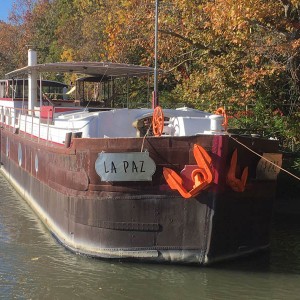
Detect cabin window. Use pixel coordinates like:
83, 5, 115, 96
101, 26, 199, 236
39, 82, 68, 100
0, 80, 67, 100
14, 83, 28, 99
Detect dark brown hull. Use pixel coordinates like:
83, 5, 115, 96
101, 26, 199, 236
0, 128, 279, 264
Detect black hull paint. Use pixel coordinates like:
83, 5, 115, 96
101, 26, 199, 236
0, 128, 278, 265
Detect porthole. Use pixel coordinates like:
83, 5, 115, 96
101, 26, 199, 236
18, 143, 22, 166
6, 136, 9, 157
35, 153, 39, 173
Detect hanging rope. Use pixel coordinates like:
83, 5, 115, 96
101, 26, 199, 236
228, 134, 300, 181
140, 120, 152, 152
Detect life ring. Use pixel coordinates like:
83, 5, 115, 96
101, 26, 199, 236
152, 106, 164, 136
215, 107, 228, 130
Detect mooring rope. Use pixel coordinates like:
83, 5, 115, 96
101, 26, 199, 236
228, 134, 300, 181
138, 110, 300, 181
140, 121, 152, 152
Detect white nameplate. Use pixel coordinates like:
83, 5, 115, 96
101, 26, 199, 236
256, 153, 282, 180
95, 152, 156, 181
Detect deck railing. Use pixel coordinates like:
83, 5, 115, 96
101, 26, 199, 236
0, 106, 54, 145
0, 103, 298, 151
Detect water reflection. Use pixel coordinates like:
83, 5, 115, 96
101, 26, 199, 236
1, 175, 300, 300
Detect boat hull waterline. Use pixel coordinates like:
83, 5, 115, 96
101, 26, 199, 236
0, 127, 279, 265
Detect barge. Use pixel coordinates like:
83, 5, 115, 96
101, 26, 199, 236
0, 49, 282, 264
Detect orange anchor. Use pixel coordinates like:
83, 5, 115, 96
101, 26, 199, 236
163, 144, 213, 199
226, 149, 248, 192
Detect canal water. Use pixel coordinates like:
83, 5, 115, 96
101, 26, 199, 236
1, 175, 300, 300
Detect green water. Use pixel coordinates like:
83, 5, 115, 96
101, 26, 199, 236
1, 175, 300, 300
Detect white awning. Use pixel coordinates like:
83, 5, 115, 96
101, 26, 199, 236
6, 62, 159, 78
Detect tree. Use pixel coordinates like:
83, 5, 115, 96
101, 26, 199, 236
1, 0, 299, 150
0, 22, 23, 77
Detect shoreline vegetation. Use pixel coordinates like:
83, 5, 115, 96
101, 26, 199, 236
0, 0, 299, 171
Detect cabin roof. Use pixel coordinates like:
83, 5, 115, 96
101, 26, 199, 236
6, 62, 158, 78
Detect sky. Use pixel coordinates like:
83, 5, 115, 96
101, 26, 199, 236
0, 0, 14, 22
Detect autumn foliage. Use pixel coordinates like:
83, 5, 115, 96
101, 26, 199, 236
0, 0, 299, 150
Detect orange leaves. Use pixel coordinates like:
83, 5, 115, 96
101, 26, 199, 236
242, 68, 263, 88
61, 49, 75, 62
242, 65, 283, 89
1, 0, 299, 133
204, 0, 283, 46
291, 39, 300, 50
97, 1, 155, 62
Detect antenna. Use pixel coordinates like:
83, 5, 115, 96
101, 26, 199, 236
153, 0, 159, 108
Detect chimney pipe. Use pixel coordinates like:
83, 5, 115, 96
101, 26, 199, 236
28, 48, 38, 113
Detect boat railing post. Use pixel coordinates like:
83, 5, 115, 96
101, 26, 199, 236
12, 108, 15, 132
38, 72, 42, 144
46, 110, 50, 146
24, 109, 27, 139
0, 106, 3, 123
6, 107, 9, 129
8, 108, 10, 130
9, 107, 12, 132
7, 107, 11, 130
10, 108, 15, 132
31, 109, 34, 140
16, 108, 18, 128
5, 107, 9, 128
18, 108, 21, 134
15, 108, 19, 133
38, 108, 40, 143
13, 108, 16, 132
11, 107, 13, 131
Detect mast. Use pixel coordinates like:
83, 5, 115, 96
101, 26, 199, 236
153, 0, 159, 108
